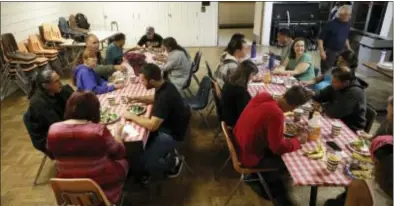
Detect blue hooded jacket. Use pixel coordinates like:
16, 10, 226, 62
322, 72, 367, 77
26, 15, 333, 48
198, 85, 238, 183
74, 64, 115, 94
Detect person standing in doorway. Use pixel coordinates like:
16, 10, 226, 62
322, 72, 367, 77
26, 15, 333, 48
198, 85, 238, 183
318, 5, 352, 75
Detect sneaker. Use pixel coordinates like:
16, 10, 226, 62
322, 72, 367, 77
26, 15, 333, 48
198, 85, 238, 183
167, 156, 183, 178
140, 175, 151, 185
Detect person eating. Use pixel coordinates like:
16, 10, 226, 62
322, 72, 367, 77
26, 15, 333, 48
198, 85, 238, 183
312, 67, 366, 132
156, 37, 192, 91
272, 37, 315, 81
123, 63, 191, 181
137, 26, 163, 48
47, 92, 128, 205
233, 86, 312, 205
74, 50, 124, 94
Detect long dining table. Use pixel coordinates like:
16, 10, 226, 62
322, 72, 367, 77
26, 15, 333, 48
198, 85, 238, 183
247, 61, 360, 206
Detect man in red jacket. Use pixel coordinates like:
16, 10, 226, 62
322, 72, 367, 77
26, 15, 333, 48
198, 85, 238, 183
233, 85, 311, 205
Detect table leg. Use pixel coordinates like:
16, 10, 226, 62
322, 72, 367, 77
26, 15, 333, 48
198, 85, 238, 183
309, 186, 318, 206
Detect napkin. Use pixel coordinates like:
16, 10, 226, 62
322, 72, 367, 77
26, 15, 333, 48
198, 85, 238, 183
121, 124, 139, 140
248, 82, 265, 86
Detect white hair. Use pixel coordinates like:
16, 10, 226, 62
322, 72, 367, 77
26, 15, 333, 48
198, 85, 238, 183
336, 5, 352, 18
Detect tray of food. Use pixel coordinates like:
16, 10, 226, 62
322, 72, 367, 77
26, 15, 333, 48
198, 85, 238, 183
100, 109, 120, 125
127, 104, 146, 116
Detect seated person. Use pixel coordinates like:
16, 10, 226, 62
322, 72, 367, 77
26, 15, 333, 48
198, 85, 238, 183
272, 37, 315, 81
137, 26, 163, 48
221, 59, 258, 127
106, 33, 126, 65
74, 50, 124, 94
233, 86, 311, 205
313, 67, 366, 132
123, 63, 191, 180
344, 135, 393, 206
158, 37, 192, 91
47, 92, 128, 204
302, 50, 358, 91
269, 28, 293, 63
25, 68, 74, 157
375, 96, 393, 137
73, 34, 126, 79
215, 36, 248, 88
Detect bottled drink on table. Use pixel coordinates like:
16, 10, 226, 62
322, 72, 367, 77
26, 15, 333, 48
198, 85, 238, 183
308, 112, 321, 141
268, 54, 275, 70
262, 71, 272, 84
251, 40, 257, 58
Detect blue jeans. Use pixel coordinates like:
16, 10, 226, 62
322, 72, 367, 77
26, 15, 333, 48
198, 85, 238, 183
143, 132, 177, 175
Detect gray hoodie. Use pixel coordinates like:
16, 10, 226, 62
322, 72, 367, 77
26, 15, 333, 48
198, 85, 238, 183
163, 50, 192, 91
313, 79, 367, 132
214, 53, 239, 88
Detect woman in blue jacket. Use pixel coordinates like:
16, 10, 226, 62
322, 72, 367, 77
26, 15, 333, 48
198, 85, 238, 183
74, 50, 124, 94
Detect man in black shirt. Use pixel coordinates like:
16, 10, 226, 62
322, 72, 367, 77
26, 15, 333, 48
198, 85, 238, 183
124, 63, 191, 179
137, 27, 163, 48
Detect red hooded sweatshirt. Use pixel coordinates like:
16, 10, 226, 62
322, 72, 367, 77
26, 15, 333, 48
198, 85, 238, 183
233, 92, 301, 167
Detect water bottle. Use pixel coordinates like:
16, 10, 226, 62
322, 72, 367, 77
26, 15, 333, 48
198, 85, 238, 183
268, 54, 275, 70
251, 40, 257, 58
379, 50, 386, 64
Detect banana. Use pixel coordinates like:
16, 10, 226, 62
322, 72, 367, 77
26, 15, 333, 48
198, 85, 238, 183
304, 141, 326, 160
352, 152, 373, 164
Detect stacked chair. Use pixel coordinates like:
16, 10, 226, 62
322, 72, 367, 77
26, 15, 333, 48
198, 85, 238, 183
27, 34, 64, 75
17, 41, 48, 68
1, 33, 38, 96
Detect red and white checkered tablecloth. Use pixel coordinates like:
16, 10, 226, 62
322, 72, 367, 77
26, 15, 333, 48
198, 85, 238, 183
97, 61, 155, 146
247, 73, 359, 187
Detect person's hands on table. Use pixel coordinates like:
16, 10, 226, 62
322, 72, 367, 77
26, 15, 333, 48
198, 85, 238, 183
123, 111, 137, 121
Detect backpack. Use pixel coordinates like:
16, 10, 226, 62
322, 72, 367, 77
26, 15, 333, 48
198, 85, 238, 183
58, 17, 86, 42
75, 13, 90, 30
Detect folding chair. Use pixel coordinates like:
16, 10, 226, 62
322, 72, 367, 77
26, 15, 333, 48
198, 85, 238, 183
191, 51, 202, 85
50, 178, 120, 206
185, 76, 212, 128
220, 122, 278, 205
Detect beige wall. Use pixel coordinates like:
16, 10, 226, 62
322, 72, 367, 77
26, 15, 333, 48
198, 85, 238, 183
219, 2, 255, 25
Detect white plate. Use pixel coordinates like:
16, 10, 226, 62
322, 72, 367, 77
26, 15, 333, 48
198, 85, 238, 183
377, 62, 393, 71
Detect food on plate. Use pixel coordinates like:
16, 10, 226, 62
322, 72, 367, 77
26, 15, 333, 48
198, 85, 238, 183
303, 141, 326, 160
348, 139, 370, 155
100, 111, 119, 124
347, 162, 374, 179
127, 104, 146, 115
285, 121, 298, 136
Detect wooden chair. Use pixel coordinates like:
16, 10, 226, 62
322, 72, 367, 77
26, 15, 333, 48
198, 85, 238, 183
220, 122, 278, 205
17, 41, 48, 67
50, 178, 118, 206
